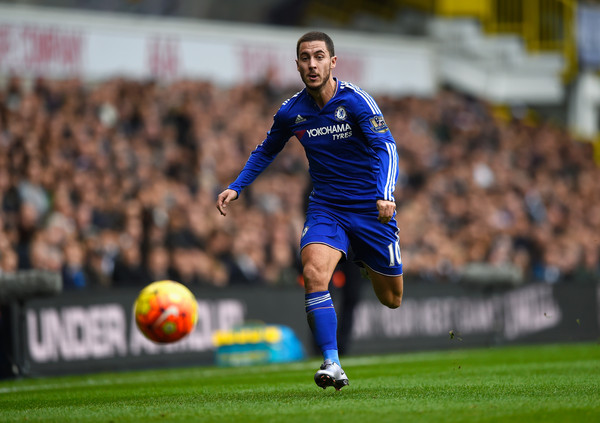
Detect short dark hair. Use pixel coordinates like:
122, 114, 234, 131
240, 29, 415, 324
296, 31, 335, 58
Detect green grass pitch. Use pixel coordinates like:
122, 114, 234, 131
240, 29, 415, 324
0, 343, 598, 422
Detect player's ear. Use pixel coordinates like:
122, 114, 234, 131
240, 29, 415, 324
295, 58, 300, 71
330, 56, 337, 69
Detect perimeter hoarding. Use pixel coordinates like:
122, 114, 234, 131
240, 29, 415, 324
8, 283, 599, 377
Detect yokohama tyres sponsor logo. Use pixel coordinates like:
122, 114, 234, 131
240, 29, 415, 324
307, 123, 351, 137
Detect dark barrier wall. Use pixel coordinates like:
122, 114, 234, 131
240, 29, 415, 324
349, 283, 599, 354
8, 283, 600, 377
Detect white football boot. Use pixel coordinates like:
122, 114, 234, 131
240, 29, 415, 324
314, 359, 349, 390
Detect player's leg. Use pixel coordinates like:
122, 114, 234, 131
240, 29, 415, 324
302, 243, 342, 293
302, 243, 342, 365
350, 212, 404, 309
365, 270, 403, 309
300, 203, 351, 389
302, 244, 349, 390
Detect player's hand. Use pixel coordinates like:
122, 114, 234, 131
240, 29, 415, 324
216, 189, 239, 216
376, 199, 396, 224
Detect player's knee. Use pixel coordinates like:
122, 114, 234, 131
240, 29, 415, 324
382, 285, 403, 309
302, 264, 329, 292
372, 274, 403, 309
384, 294, 402, 309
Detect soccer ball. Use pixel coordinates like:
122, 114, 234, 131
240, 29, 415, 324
134, 280, 198, 343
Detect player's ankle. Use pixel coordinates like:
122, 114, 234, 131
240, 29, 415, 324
323, 349, 340, 366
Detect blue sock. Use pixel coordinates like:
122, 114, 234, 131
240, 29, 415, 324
305, 291, 340, 366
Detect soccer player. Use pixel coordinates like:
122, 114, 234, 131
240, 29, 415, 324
216, 31, 403, 390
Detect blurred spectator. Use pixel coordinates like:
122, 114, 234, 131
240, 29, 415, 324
112, 240, 149, 287
146, 244, 170, 282
62, 239, 87, 290
169, 246, 199, 286
0, 77, 597, 292
0, 248, 18, 274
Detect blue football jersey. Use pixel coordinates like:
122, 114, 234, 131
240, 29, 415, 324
228, 78, 399, 210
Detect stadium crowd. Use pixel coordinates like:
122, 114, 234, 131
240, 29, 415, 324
0, 76, 598, 290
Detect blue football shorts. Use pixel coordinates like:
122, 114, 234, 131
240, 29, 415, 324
300, 201, 403, 276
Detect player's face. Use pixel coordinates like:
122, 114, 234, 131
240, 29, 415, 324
296, 41, 336, 92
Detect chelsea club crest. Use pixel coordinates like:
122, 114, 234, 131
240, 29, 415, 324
334, 106, 347, 121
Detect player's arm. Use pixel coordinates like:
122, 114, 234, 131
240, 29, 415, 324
356, 103, 399, 224
216, 111, 292, 216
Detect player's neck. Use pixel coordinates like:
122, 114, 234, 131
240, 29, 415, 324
308, 78, 337, 109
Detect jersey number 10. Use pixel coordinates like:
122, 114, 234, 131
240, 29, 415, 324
387, 240, 402, 267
